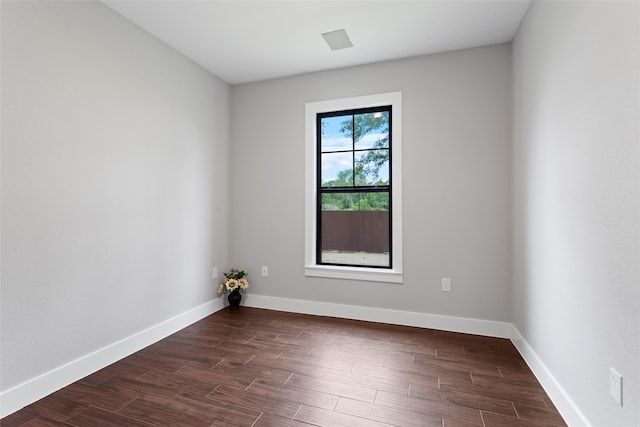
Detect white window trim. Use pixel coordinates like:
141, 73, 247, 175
305, 92, 403, 283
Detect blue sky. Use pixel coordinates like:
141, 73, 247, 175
320, 115, 389, 184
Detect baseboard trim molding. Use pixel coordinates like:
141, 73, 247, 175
244, 294, 511, 338
2, 295, 584, 427
0, 298, 224, 418
510, 325, 591, 427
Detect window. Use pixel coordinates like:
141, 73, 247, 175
317, 107, 392, 268
305, 92, 402, 283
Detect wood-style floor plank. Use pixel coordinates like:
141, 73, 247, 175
294, 404, 394, 427
207, 384, 301, 419
17, 417, 76, 427
246, 378, 340, 411
22, 395, 89, 422
252, 412, 312, 427
334, 397, 443, 427
374, 390, 484, 426
116, 397, 216, 426
286, 373, 377, 403
65, 407, 155, 427
2, 307, 567, 426
409, 382, 517, 417
169, 391, 262, 425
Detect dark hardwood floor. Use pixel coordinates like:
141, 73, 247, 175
2, 307, 566, 426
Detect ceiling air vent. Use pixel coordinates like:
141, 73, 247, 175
321, 29, 353, 51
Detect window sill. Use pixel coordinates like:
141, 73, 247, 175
304, 265, 403, 284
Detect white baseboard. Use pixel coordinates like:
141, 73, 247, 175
0, 298, 224, 418
244, 294, 512, 338
1, 294, 584, 427
510, 325, 591, 427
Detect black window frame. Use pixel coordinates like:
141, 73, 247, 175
316, 105, 393, 269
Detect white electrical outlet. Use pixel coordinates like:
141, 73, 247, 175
261, 266, 268, 277
212, 267, 218, 279
610, 367, 623, 406
442, 278, 451, 292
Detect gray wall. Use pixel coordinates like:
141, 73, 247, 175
511, 1, 640, 425
1, 1, 230, 391
6, 2, 637, 424
231, 44, 511, 321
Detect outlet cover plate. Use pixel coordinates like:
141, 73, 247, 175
609, 367, 623, 406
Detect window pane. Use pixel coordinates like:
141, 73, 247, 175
321, 152, 353, 186
354, 111, 389, 150
355, 149, 389, 185
321, 115, 352, 152
321, 192, 388, 211
320, 192, 390, 267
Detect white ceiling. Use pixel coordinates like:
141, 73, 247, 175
103, 0, 531, 85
